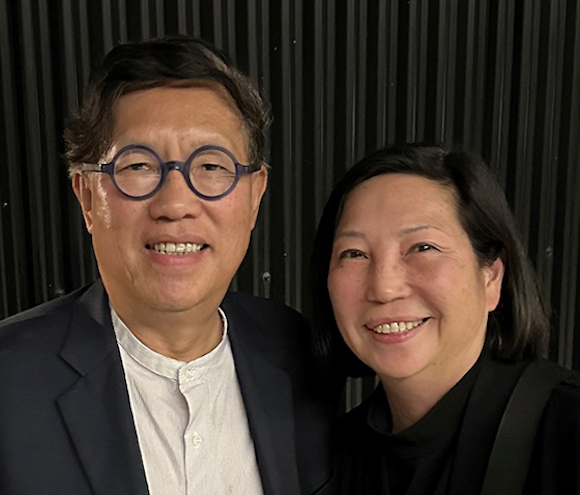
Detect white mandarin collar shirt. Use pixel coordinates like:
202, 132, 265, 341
111, 306, 264, 495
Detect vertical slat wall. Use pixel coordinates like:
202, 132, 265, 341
1, 0, 579, 405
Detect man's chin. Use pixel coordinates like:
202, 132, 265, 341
143, 295, 209, 314
140, 287, 224, 315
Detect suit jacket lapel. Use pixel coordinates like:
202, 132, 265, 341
57, 281, 149, 495
226, 298, 301, 495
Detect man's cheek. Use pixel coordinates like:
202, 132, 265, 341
94, 180, 114, 229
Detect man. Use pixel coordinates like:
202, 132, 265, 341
0, 36, 336, 495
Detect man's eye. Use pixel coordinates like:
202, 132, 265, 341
118, 162, 154, 173
339, 249, 366, 260
200, 163, 233, 174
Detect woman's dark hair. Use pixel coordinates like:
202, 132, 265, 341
65, 35, 270, 175
311, 144, 550, 377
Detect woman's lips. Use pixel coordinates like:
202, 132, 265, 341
368, 317, 430, 335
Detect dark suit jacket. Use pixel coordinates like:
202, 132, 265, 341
0, 280, 338, 495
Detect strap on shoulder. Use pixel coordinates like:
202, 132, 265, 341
480, 360, 571, 495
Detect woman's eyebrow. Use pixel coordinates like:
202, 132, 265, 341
335, 225, 444, 240
334, 230, 366, 240
397, 225, 441, 237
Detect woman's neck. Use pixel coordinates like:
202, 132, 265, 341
380, 352, 482, 433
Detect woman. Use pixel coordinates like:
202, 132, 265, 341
311, 145, 580, 494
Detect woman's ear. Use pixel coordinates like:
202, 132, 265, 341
484, 257, 505, 312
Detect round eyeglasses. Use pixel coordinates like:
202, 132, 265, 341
81, 144, 255, 201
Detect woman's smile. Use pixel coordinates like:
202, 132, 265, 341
328, 173, 504, 385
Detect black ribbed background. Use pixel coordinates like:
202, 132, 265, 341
1, 0, 579, 407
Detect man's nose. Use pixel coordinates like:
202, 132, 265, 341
148, 169, 202, 220
365, 258, 411, 303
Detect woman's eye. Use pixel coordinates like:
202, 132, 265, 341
339, 249, 366, 260
410, 243, 438, 254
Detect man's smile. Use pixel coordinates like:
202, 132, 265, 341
147, 242, 209, 255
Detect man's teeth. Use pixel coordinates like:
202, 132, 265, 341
373, 319, 425, 334
152, 242, 204, 255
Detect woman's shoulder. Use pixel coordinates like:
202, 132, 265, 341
336, 394, 374, 431
545, 369, 580, 417
333, 387, 384, 444
523, 368, 580, 493
534, 366, 580, 457
514, 360, 580, 432
330, 390, 388, 489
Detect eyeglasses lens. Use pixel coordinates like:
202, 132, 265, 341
113, 148, 161, 197
189, 149, 237, 197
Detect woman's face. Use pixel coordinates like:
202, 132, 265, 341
327, 173, 504, 385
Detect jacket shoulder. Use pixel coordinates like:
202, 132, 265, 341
222, 291, 324, 383
222, 291, 310, 342
223, 291, 306, 321
0, 284, 92, 350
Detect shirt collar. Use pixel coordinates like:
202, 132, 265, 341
111, 304, 229, 381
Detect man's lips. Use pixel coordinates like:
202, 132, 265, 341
145, 242, 209, 255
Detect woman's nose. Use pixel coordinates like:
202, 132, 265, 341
365, 259, 411, 303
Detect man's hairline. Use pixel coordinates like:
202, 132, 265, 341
67, 78, 257, 178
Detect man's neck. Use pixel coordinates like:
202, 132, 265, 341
111, 302, 224, 363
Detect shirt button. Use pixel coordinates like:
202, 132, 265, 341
192, 432, 202, 448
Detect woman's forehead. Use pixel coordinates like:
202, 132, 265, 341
341, 174, 459, 219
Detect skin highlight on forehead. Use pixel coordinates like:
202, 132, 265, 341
338, 175, 462, 237
107, 81, 252, 165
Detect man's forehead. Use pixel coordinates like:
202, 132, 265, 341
117, 79, 239, 115
102, 83, 249, 161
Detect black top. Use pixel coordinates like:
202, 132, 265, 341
333, 352, 580, 495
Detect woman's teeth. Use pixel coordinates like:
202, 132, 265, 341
151, 242, 205, 255
372, 319, 425, 334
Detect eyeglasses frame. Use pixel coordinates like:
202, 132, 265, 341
81, 144, 254, 201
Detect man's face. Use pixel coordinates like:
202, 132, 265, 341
73, 85, 267, 319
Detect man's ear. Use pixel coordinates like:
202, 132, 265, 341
484, 257, 505, 312
72, 172, 94, 234
249, 165, 268, 230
